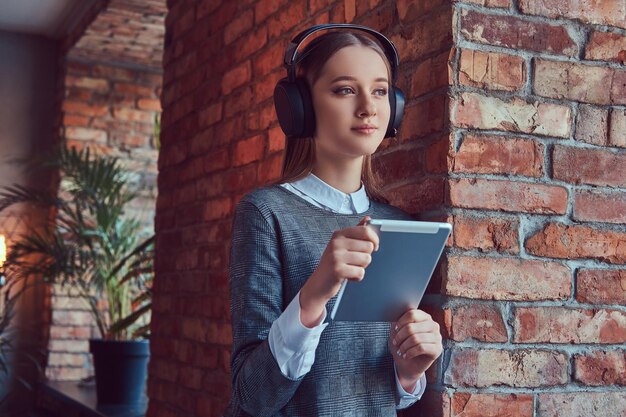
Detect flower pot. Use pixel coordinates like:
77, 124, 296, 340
89, 339, 150, 405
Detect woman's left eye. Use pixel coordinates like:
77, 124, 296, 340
373, 88, 388, 96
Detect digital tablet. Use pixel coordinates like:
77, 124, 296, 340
329, 219, 452, 322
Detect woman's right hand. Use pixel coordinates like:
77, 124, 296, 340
299, 215, 379, 327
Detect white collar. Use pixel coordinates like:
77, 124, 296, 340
288, 173, 370, 213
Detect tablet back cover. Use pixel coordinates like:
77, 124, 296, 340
330, 222, 451, 322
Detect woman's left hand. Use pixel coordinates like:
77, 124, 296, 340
388, 309, 443, 392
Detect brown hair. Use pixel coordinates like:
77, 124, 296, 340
274, 31, 391, 204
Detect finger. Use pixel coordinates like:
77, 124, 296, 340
392, 321, 438, 346
336, 264, 366, 281
399, 342, 443, 361
344, 238, 375, 254
344, 225, 380, 252
394, 309, 433, 332
342, 251, 372, 268
397, 332, 441, 356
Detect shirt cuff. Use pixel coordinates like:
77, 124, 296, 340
268, 290, 329, 379
393, 362, 427, 409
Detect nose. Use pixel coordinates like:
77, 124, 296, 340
356, 94, 376, 118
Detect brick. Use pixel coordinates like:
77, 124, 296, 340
445, 348, 568, 387
198, 102, 223, 128
112, 108, 154, 123
447, 304, 508, 342
62, 114, 91, 127
609, 108, 626, 148
396, 0, 449, 24
48, 352, 88, 367
453, 92, 571, 138
519, 0, 626, 30
451, 393, 534, 417
62, 101, 108, 117
113, 83, 155, 96
534, 59, 626, 105
552, 145, 626, 187
460, 0, 511, 7
460, 9, 577, 56
232, 25, 268, 63
48, 339, 89, 353
255, 0, 290, 24
513, 307, 626, 343
538, 392, 626, 417
452, 215, 519, 254
65, 127, 107, 143
267, 2, 306, 39
425, 134, 454, 174
526, 222, 626, 264
257, 152, 283, 184
576, 269, 626, 305
92, 64, 136, 82
138, 98, 162, 111
45, 367, 89, 381
448, 178, 568, 214
52, 309, 93, 326
268, 126, 285, 153
574, 350, 626, 386
453, 134, 543, 177
575, 104, 608, 146
234, 134, 265, 166
445, 255, 570, 300
586, 30, 626, 64
458, 49, 526, 92
410, 51, 450, 98
401, 94, 447, 140
385, 177, 446, 214
390, 7, 453, 62
372, 144, 424, 185
253, 42, 284, 78
65, 76, 109, 92
254, 71, 283, 104
221, 60, 251, 95
203, 197, 233, 221
224, 9, 252, 45
574, 189, 626, 224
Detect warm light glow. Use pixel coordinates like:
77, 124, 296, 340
0, 235, 6, 268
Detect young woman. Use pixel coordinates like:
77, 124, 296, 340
224, 26, 443, 417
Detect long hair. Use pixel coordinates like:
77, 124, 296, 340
274, 31, 391, 204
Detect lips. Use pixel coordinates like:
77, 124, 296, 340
352, 125, 378, 134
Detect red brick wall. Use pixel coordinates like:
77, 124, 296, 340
46, 60, 160, 381
435, 1, 626, 416
152, 0, 625, 416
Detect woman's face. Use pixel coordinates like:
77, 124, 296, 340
310, 45, 391, 161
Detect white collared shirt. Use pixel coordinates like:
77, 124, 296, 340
267, 173, 426, 409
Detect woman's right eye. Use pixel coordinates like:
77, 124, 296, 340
333, 87, 355, 95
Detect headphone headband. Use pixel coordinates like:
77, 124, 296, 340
283, 24, 399, 83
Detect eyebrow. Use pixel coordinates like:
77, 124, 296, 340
329, 75, 389, 84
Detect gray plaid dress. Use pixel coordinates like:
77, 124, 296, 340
224, 184, 414, 417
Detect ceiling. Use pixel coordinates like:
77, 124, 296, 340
0, 0, 98, 38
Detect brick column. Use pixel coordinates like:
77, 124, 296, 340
153, 1, 625, 416
427, 1, 626, 416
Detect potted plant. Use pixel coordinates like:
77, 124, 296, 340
0, 145, 154, 405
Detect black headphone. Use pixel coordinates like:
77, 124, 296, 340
273, 24, 405, 140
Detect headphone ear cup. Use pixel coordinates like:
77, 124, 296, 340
295, 77, 315, 138
385, 87, 405, 138
274, 78, 304, 138
273, 77, 316, 139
